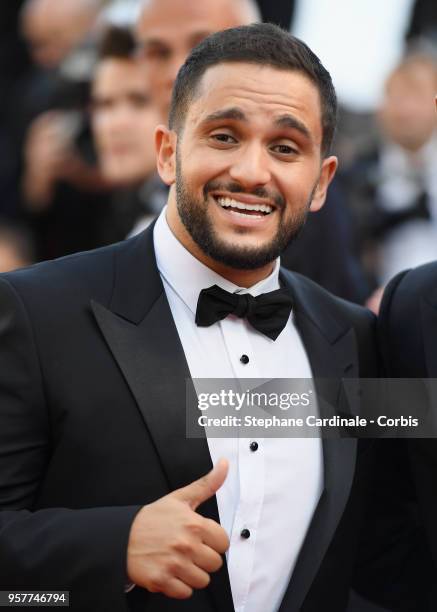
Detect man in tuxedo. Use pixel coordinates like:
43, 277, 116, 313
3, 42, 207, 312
379, 261, 437, 582
378, 93, 437, 590
0, 23, 427, 612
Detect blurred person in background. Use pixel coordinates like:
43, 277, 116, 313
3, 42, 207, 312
342, 51, 437, 312
12, 0, 103, 178
92, 26, 158, 187
135, 0, 261, 122
91, 24, 165, 239
12, 0, 116, 261
0, 223, 35, 273
21, 0, 101, 70
377, 96, 437, 608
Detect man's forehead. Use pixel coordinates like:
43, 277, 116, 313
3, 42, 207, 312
185, 63, 323, 146
25, 0, 97, 29
137, 0, 253, 36
193, 63, 321, 117
93, 59, 149, 90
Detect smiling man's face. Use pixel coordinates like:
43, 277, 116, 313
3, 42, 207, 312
157, 62, 337, 273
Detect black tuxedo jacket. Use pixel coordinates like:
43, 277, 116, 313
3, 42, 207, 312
379, 261, 437, 585
0, 225, 424, 611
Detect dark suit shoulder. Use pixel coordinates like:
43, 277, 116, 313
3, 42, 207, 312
1, 239, 121, 294
379, 263, 437, 376
380, 262, 437, 334
387, 262, 437, 305
0, 234, 144, 313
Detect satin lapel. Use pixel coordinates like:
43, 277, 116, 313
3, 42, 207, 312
278, 270, 359, 612
91, 226, 234, 612
421, 295, 437, 419
421, 295, 437, 377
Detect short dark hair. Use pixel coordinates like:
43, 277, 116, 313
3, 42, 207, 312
169, 23, 337, 156
97, 24, 136, 61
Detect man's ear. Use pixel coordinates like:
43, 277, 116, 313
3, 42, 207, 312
309, 155, 338, 212
155, 125, 177, 185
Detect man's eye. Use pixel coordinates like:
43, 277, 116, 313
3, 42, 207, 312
91, 100, 112, 111
142, 46, 171, 61
129, 95, 152, 108
211, 133, 237, 144
271, 144, 297, 155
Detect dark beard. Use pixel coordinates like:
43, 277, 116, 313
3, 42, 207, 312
175, 160, 315, 271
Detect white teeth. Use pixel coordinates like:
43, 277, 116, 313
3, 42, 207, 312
230, 210, 264, 218
216, 197, 273, 214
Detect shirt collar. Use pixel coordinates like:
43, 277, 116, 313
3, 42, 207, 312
381, 132, 437, 173
153, 206, 281, 316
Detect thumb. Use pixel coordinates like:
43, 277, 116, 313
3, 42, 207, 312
172, 458, 229, 510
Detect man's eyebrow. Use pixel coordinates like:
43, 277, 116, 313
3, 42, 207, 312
137, 37, 167, 48
203, 107, 247, 123
274, 114, 312, 141
201, 109, 312, 140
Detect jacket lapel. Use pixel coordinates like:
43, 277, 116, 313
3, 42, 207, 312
278, 269, 360, 612
421, 292, 437, 421
90, 225, 234, 612
421, 292, 437, 378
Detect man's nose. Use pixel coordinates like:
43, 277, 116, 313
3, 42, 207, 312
167, 51, 187, 87
229, 144, 271, 189
109, 104, 134, 130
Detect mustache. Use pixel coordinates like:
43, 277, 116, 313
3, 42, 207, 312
203, 180, 285, 210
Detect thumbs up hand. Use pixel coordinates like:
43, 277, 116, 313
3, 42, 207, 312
126, 459, 230, 599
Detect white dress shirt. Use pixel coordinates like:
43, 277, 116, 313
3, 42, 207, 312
153, 207, 324, 612
377, 134, 437, 283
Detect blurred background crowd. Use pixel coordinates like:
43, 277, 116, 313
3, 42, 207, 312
1, 0, 437, 313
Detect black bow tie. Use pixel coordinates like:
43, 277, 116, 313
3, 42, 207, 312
195, 284, 293, 341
